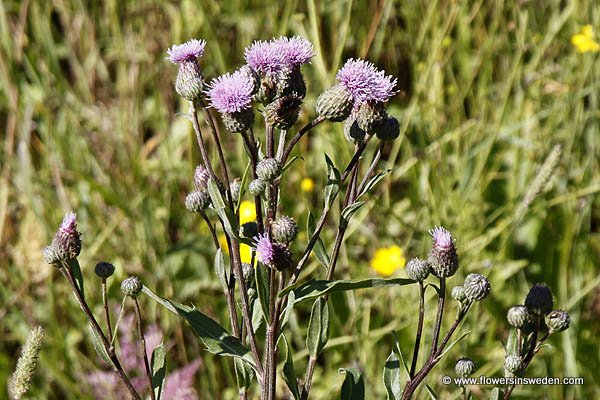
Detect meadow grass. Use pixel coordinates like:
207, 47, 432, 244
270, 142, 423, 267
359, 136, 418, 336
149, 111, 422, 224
0, 0, 599, 399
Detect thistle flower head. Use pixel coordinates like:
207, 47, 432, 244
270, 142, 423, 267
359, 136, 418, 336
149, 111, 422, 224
524, 283, 554, 316
336, 58, 397, 106
194, 165, 210, 190
455, 358, 476, 378
405, 257, 430, 282
254, 233, 275, 266
167, 39, 207, 64
430, 226, 454, 250
545, 310, 570, 333
463, 273, 491, 302
207, 70, 255, 113
94, 261, 115, 279
244, 40, 287, 76
121, 276, 143, 298
507, 305, 532, 329
45, 212, 82, 264
273, 36, 314, 66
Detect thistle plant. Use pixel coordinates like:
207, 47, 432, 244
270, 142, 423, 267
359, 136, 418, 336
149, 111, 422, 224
499, 284, 571, 399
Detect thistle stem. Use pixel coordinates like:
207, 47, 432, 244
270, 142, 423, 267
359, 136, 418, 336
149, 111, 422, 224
409, 281, 425, 378
279, 116, 325, 165
431, 278, 446, 354
134, 298, 156, 400
101, 278, 113, 344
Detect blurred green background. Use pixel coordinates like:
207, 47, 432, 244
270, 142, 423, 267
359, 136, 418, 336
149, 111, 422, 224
1, 0, 599, 399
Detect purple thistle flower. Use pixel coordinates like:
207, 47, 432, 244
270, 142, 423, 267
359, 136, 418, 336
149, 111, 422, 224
429, 226, 454, 250
59, 212, 78, 235
273, 36, 314, 66
254, 233, 275, 265
336, 58, 397, 105
167, 39, 207, 64
207, 70, 254, 113
244, 40, 287, 75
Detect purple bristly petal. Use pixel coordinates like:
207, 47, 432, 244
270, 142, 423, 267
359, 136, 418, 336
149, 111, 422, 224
254, 233, 275, 265
429, 226, 454, 250
167, 39, 207, 64
273, 36, 314, 66
207, 70, 254, 113
336, 58, 397, 105
244, 40, 287, 75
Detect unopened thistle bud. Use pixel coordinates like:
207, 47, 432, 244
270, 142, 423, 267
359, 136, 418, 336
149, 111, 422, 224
249, 179, 267, 196
278, 66, 307, 98
254, 234, 294, 271
524, 284, 554, 316
316, 84, 354, 122
230, 178, 242, 204
463, 273, 491, 302
356, 101, 387, 132
240, 222, 259, 239
545, 310, 570, 333
455, 358, 476, 378
121, 276, 143, 298
504, 355, 523, 376
185, 190, 210, 213
9, 326, 44, 400
256, 158, 281, 182
194, 165, 210, 190
265, 93, 303, 129
221, 109, 255, 133
451, 285, 467, 303
167, 39, 207, 102
343, 116, 366, 144
428, 226, 459, 278
94, 261, 115, 279
242, 262, 255, 285
405, 257, 430, 281
507, 305, 532, 329
44, 212, 82, 265
375, 116, 400, 142
272, 215, 298, 244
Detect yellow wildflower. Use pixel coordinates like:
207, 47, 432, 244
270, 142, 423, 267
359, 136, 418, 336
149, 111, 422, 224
571, 24, 600, 53
218, 233, 255, 265
301, 177, 314, 192
239, 200, 257, 224
370, 245, 406, 277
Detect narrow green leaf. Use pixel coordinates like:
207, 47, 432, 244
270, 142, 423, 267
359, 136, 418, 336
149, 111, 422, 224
88, 323, 114, 368
280, 278, 415, 304
424, 384, 438, 399
282, 336, 301, 400
142, 285, 257, 371
68, 259, 85, 299
151, 343, 166, 400
282, 155, 303, 174
207, 178, 239, 239
237, 162, 252, 211
214, 248, 228, 291
435, 331, 472, 361
340, 201, 365, 227
255, 264, 271, 323
234, 358, 254, 391
357, 169, 391, 199
391, 331, 411, 376
505, 328, 519, 356
383, 350, 402, 400
339, 368, 365, 400
324, 154, 341, 210
306, 298, 330, 358
279, 290, 295, 334
307, 212, 329, 268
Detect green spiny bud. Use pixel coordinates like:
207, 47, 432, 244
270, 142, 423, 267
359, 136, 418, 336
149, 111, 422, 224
240, 221, 259, 239
463, 273, 491, 302
356, 101, 387, 132
94, 261, 115, 279
249, 178, 267, 196
316, 84, 354, 122
428, 226, 459, 278
242, 262, 255, 285
221, 108, 255, 133
272, 215, 298, 244
265, 93, 303, 129
545, 310, 570, 333
504, 355, 523, 376
455, 358, 476, 378
121, 276, 143, 298
175, 60, 204, 102
405, 257, 430, 281
185, 190, 210, 213
9, 326, 44, 400
230, 178, 242, 204
507, 305, 532, 329
256, 158, 281, 182
524, 284, 554, 316
343, 116, 366, 144
375, 116, 400, 142
451, 285, 467, 303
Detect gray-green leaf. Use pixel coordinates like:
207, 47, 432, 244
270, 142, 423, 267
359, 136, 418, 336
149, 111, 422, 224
339, 368, 365, 400
282, 336, 301, 400
255, 264, 271, 323
307, 212, 329, 268
306, 298, 330, 358
88, 323, 115, 368
383, 350, 402, 400
151, 343, 166, 400
324, 154, 341, 210
214, 248, 228, 291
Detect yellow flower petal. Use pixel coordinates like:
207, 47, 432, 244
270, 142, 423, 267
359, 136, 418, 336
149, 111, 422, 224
301, 177, 315, 192
582, 24, 594, 38
239, 200, 257, 224
370, 245, 406, 277
571, 33, 600, 53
